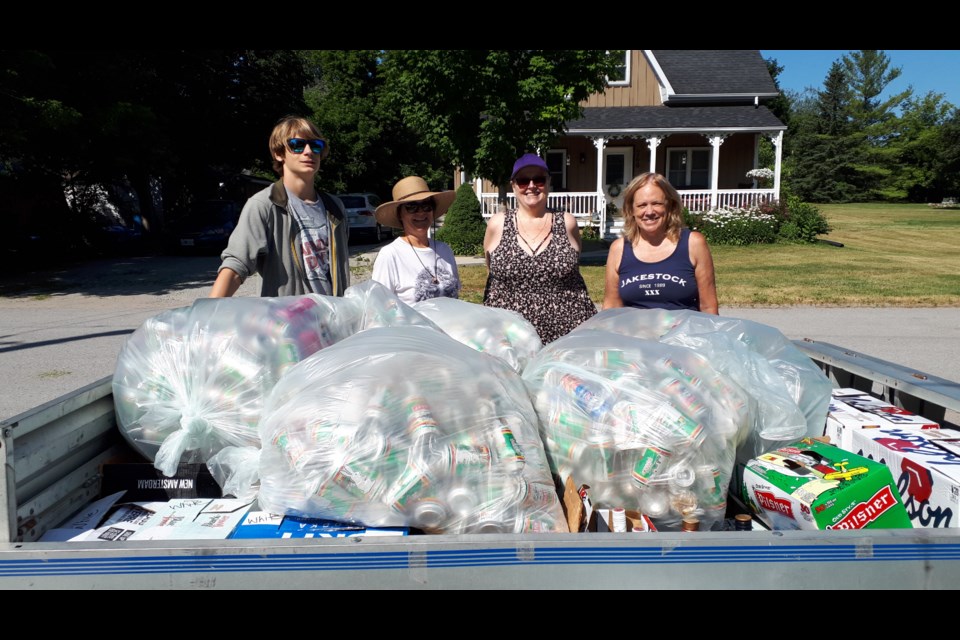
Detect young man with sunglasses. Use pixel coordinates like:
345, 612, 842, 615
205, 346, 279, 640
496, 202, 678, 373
210, 115, 349, 298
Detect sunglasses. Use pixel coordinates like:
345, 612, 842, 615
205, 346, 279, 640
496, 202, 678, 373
514, 175, 548, 188
287, 138, 326, 154
401, 200, 435, 214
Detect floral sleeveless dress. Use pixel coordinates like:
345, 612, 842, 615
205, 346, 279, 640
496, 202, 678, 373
484, 210, 597, 344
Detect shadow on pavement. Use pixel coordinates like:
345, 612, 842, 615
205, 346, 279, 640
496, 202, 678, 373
0, 242, 393, 299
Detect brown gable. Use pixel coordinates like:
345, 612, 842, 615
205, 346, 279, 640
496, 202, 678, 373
580, 50, 662, 108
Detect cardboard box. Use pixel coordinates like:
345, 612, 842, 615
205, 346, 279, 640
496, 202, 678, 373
60, 497, 253, 541
593, 508, 657, 533
229, 511, 409, 539
100, 463, 223, 501
127, 498, 254, 540
824, 388, 940, 451
742, 437, 911, 530
849, 426, 960, 528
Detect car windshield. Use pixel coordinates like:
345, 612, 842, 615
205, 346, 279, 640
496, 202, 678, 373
339, 196, 367, 209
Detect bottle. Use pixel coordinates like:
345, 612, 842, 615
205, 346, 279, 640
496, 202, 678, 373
680, 516, 700, 532
734, 513, 753, 531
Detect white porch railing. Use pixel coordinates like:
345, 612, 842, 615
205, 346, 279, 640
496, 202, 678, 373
680, 189, 778, 212
479, 191, 606, 230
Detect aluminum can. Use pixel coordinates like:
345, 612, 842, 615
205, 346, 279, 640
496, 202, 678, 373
631, 444, 672, 488
410, 498, 449, 531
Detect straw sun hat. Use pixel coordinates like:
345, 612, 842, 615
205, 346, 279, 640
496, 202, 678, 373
374, 176, 457, 229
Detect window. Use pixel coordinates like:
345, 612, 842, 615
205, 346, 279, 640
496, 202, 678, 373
546, 150, 566, 191
667, 148, 711, 189
607, 50, 630, 86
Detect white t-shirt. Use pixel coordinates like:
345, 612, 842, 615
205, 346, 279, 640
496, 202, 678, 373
286, 190, 332, 296
372, 236, 460, 305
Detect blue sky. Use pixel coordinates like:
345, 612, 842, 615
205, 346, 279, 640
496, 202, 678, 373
760, 50, 960, 108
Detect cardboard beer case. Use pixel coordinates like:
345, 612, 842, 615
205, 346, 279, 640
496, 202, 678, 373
742, 437, 911, 531
824, 388, 940, 451
848, 426, 960, 529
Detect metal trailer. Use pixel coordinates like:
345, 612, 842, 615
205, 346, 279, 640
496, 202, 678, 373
2, 340, 960, 590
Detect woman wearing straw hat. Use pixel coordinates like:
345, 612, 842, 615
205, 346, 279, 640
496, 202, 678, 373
372, 176, 460, 305
483, 153, 596, 344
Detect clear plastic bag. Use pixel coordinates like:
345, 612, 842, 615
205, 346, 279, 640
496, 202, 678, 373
413, 297, 543, 373
256, 325, 566, 534
113, 295, 357, 476
581, 308, 832, 458
524, 328, 752, 532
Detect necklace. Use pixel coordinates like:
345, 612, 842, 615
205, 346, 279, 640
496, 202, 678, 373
517, 212, 551, 257
406, 237, 439, 284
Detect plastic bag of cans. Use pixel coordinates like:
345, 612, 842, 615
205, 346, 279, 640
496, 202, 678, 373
580, 308, 832, 458
412, 297, 543, 373
524, 328, 752, 532
256, 325, 567, 533
344, 280, 443, 332
113, 295, 359, 476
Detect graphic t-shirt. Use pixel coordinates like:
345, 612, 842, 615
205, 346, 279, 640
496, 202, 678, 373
287, 190, 332, 296
617, 228, 700, 310
372, 236, 460, 305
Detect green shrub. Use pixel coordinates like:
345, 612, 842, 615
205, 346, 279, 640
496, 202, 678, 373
435, 183, 486, 256
758, 197, 832, 243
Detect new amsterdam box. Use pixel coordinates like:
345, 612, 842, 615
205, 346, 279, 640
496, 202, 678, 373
742, 437, 911, 531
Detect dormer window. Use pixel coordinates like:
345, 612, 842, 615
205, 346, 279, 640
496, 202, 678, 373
607, 50, 630, 86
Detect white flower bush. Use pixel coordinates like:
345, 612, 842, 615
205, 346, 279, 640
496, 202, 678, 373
746, 168, 774, 181
701, 206, 776, 227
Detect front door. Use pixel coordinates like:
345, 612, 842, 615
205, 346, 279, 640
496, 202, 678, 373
602, 146, 633, 213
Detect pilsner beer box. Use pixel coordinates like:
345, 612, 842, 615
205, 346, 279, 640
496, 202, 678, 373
848, 426, 960, 529
742, 438, 911, 531
824, 388, 939, 451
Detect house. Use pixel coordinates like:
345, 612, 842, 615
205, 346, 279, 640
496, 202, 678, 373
461, 50, 786, 238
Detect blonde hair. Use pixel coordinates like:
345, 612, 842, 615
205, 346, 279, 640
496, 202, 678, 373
269, 115, 328, 174
621, 172, 685, 244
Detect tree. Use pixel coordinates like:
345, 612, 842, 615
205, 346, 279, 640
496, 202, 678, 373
435, 182, 486, 256
886, 91, 953, 201
301, 50, 448, 200
841, 50, 913, 199
787, 61, 866, 202
381, 50, 620, 197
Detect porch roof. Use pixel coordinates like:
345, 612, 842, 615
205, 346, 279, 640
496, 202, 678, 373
565, 105, 787, 135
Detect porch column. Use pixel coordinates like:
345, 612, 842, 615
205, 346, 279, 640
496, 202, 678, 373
769, 131, 784, 202
592, 136, 607, 234
643, 136, 661, 173
474, 176, 483, 215
705, 133, 729, 209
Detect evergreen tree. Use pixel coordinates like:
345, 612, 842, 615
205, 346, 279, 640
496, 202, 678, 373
435, 182, 487, 256
788, 62, 865, 202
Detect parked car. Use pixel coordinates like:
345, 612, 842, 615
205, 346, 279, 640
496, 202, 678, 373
165, 200, 241, 254
336, 193, 389, 243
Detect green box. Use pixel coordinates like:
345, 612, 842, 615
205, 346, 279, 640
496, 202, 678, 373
742, 438, 911, 530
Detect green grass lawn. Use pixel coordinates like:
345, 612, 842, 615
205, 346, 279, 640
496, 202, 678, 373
457, 203, 960, 307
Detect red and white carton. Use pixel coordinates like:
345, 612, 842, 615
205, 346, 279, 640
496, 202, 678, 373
849, 426, 960, 528
824, 388, 940, 451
